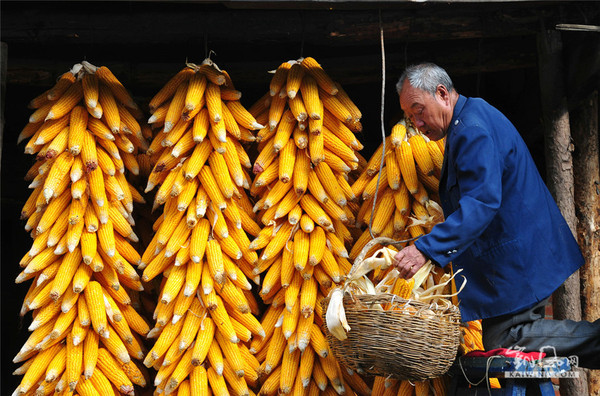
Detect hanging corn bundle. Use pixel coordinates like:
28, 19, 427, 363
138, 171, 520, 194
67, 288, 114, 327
14, 61, 150, 396
319, 121, 468, 393
348, 120, 445, 265
141, 58, 265, 395
247, 57, 370, 396
353, 119, 487, 360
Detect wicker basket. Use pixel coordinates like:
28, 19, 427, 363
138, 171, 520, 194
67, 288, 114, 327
322, 293, 461, 381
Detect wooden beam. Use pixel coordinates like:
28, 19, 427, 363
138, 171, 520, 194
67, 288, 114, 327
556, 24, 600, 32
572, 91, 600, 396
4, 35, 537, 91
2, 2, 595, 48
537, 27, 588, 396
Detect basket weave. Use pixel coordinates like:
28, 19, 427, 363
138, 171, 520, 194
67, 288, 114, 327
322, 293, 461, 381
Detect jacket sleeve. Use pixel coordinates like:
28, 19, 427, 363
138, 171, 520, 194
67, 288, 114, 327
414, 125, 503, 266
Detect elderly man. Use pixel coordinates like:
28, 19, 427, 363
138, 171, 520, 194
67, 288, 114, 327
393, 62, 600, 368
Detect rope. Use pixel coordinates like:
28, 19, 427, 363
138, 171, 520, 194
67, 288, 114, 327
457, 355, 503, 396
368, 9, 387, 239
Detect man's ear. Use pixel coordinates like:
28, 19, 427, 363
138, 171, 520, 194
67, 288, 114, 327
437, 84, 450, 104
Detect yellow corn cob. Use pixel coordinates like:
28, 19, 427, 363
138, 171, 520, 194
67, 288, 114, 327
320, 91, 352, 124
427, 139, 444, 173
315, 162, 346, 206
14, 343, 63, 395
220, 86, 242, 101
322, 126, 358, 165
198, 166, 227, 211
300, 75, 321, 120
323, 149, 352, 174
192, 108, 210, 143
95, 65, 138, 110
149, 67, 194, 112
278, 346, 300, 394
273, 188, 303, 222
184, 72, 208, 114
120, 360, 146, 387
323, 110, 361, 150
81, 72, 99, 109
163, 347, 195, 394
87, 117, 115, 143
282, 296, 301, 339
205, 236, 227, 284
48, 72, 78, 103
97, 84, 121, 135
204, 365, 228, 395
84, 281, 109, 338
65, 333, 84, 391
187, 365, 209, 396
301, 57, 338, 96
149, 102, 169, 126
409, 134, 435, 176
413, 380, 429, 396
210, 295, 240, 344
286, 62, 306, 100
259, 221, 295, 262
101, 322, 130, 365
292, 125, 309, 150
227, 100, 264, 130
191, 315, 215, 366
307, 168, 329, 205
263, 325, 286, 374
46, 81, 83, 121
300, 195, 334, 232
144, 318, 185, 367
44, 345, 67, 383
42, 125, 69, 159
204, 82, 223, 125
96, 348, 135, 394
216, 329, 246, 378
269, 61, 292, 97
34, 115, 70, 149
209, 151, 238, 199
362, 167, 389, 202
384, 149, 402, 190
195, 64, 224, 87
397, 140, 419, 194
308, 127, 325, 165
273, 110, 296, 151
300, 276, 318, 317
292, 229, 309, 271
369, 188, 396, 236
286, 204, 302, 226
300, 213, 316, 233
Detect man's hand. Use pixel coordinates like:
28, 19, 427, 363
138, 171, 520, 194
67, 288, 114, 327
393, 245, 428, 279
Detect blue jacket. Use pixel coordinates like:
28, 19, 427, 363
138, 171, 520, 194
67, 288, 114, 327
414, 95, 584, 322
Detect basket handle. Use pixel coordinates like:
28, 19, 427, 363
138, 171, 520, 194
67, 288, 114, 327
349, 236, 419, 279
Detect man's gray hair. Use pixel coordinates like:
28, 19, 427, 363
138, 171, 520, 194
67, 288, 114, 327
396, 63, 454, 96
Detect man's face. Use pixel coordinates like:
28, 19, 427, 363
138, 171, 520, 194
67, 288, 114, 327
399, 79, 452, 141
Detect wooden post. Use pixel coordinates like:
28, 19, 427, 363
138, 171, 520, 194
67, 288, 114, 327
537, 28, 588, 396
572, 90, 600, 396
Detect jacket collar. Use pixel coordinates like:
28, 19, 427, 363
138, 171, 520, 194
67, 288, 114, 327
451, 94, 467, 129
440, 94, 467, 180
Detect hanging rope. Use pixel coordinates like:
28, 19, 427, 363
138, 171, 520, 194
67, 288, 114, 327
368, 9, 388, 239
367, 11, 421, 248
458, 355, 501, 396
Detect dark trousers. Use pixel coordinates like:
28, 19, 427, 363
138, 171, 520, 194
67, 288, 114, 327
482, 298, 600, 369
